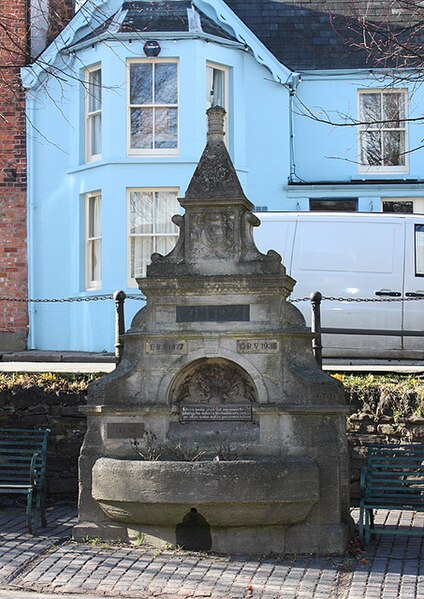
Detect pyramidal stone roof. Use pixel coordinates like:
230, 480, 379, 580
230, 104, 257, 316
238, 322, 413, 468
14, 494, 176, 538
144, 106, 286, 280
183, 106, 251, 208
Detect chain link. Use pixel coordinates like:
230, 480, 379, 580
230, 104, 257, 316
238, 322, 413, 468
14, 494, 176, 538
126, 294, 146, 301
0, 294, 146, 303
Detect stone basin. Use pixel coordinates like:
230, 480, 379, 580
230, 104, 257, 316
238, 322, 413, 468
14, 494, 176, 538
92, 457, 319, 527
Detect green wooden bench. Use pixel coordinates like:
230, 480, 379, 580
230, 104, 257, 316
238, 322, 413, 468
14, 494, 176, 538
0, 428, 49, 534
359, 443, 424, 546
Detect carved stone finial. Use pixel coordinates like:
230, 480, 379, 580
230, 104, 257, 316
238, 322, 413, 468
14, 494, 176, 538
207, 105, 226, 142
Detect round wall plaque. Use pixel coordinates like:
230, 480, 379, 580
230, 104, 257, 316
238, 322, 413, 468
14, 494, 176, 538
143, 40, 161, 57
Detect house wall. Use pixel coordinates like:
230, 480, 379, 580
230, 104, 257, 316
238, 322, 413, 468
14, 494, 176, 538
288, 72, 424, 210
24, 2, 424, 353
27, 37, 289, 351
0, 0, 29, 351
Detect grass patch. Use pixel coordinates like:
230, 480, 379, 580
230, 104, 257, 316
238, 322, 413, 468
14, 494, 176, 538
0, 372, 422, 422
331, 373, 424, 420
0, 372, 100, 395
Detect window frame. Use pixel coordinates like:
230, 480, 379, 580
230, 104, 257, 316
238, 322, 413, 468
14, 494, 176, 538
127, 58, 179, 156
357, 88, 408, 174
415, 224, 424, 277
381, 197, 424, 214
127, 187, 180, 286
85, 65, 102, 162
86, 191, 102, 290
309, 198, 358, 212
206, 61, 229, 143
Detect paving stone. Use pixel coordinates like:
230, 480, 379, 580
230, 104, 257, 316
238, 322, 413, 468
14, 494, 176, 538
0, 505, 423, 598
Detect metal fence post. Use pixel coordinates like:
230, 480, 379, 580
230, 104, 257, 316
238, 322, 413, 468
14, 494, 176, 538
113, 290, 126, 363
310, 291, 323, 369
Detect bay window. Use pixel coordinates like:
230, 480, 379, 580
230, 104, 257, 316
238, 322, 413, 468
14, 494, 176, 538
358, 89, 407, 172
128, 60, 178, 153
128, 189, 179, 281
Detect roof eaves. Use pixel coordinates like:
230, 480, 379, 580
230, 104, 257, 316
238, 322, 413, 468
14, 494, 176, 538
65, 30, 245, 53
297, 66, 424, 80
21, 0, 122, 89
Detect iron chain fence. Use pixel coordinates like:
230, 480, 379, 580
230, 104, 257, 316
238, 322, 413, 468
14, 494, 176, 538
289, 296, 424, 303
0, 294, 146, 303
0, 292, 422, 366
0, 295, 422, 303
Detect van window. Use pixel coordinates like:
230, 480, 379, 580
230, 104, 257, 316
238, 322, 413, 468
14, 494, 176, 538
415, 225, 424, 276
297, 222, 395, 273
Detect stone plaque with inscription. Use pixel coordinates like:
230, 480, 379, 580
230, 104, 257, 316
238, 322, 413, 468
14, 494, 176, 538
180, 404, 252, 422
106, 423, 145, 439
237, 339, 280, 354
145, 340, 187, 355
176, 305, 250, 323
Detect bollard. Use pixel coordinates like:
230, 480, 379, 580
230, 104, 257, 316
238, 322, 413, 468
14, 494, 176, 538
113, 290, 126, 363
310, 291, 323, 369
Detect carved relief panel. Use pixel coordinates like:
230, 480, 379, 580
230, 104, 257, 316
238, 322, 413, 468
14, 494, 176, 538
170, 358, 257, 422
188, 210, 235, 260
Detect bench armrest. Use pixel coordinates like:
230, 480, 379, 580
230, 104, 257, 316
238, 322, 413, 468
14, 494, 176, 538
29, 452, 39, 487
360, 467, 367, 496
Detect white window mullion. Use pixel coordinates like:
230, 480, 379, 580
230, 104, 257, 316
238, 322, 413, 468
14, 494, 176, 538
152, 63, 156, 150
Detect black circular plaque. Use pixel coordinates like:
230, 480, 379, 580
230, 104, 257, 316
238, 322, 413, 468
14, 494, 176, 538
143, 40, 161, 57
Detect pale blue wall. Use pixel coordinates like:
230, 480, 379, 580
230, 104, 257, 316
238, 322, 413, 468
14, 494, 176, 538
27, 37, 289, 351
288, 72, 424, 210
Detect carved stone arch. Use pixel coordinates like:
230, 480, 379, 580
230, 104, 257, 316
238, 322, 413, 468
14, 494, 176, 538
169, 358, 258, 406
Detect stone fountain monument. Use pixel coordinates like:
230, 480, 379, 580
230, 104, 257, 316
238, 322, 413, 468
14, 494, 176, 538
74, 107, 351, 555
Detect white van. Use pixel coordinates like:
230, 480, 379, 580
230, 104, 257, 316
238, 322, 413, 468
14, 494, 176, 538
253, 212, 424, 360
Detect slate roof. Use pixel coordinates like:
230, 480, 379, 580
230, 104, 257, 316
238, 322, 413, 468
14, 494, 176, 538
72, 1, 424, 71
74, 1, 236, 46
226, 0, 424, 70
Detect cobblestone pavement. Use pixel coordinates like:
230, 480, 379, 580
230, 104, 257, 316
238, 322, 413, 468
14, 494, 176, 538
0, 502, 422, 598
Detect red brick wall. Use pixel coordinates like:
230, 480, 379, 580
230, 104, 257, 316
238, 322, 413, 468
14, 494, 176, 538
0, 1, 29, 350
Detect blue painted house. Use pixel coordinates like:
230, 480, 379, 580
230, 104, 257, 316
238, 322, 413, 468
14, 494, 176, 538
21, 0, 424, 351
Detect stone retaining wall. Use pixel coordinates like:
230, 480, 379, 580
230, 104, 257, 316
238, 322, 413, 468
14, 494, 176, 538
0, 386, 86, 497
347, 412, 424, 500
0, 380, 422, 499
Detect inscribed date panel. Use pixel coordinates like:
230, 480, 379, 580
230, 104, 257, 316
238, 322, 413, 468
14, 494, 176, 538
180, 404, 252, 422
237, 339, 280, 353
145, 340, 187, 354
